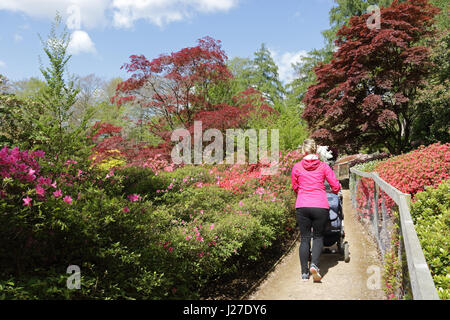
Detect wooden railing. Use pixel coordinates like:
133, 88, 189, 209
349, 167, 440, 300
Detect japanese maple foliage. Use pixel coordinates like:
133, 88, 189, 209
113, 36, 232, 130
302, 0, 440, 154
102, 38, 277, 168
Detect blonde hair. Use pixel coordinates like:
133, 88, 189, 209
302, 139, 317, 155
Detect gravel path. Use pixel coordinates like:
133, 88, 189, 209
248, 190, 386, 300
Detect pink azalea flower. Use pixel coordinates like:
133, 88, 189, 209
23, 196, 32, 206
127, 194, 141, 202
239, 201, 244, 207
210, 223, 214, 230
51, 181, 57, 189
77, 169, 83, 178
28, 168, 36, 176
53, 189, 62, 198
122, 206, 130, 213
63, 195, 73, 205
35, 185, 45, 197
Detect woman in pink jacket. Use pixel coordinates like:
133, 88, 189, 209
291, 139, 341, 282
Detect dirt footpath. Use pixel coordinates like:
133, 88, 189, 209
248, 190, 386, 300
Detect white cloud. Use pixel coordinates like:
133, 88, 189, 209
14, 33, 23, 43
0, 60, 6, 68
0, 0, 240, 29
269, 48, 308, 84
0, 0, 110, 30
67, 30, 96, 55
111, 0, 239, 28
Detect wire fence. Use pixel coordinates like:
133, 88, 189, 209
349, 167, 440, 300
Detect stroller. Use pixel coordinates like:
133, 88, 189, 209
316, 146, 350, 262
306, 189, 350, 264
322, 189, 350, 262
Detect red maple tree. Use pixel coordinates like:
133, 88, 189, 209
302, 0, 440, 154
96, 37, 276, 167
113, 36, 232, 130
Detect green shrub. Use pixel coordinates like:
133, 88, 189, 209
1, 151, 297, 299
114, 166, 162, 198
410, 180, 450, 300
0, 176, 167, 299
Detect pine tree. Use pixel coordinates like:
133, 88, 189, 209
251, 43, 285, 110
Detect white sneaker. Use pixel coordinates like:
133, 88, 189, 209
309, 264, 322, 282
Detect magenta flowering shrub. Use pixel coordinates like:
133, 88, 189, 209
0, 146, 94, 209
0, 146, 44, 184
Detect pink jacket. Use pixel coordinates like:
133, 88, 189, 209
291, 155, 341, 209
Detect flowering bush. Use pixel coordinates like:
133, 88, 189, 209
91, 149, 126, 172
374, 142, 450, 198
355, 143, 450, 219
1, 144, 301, 299
353, 143, 449, 299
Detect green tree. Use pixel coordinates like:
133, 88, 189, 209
324, 0, 394, 48
11, 77, 47, 99
251, 44, 285, 110
0, 74, 9, 94
34, 13, 94, 163
411, 31, 450, 145
285, 49, 332, 110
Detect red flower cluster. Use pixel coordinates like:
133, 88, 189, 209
374, 142, 449, 198
355, 142, 449, 218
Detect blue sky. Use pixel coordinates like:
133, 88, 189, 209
0, 0, 335, 83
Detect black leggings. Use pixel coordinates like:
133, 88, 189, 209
296, 207, 329, 274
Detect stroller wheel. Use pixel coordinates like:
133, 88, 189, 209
337, 238, 344, 254
344, 242, 350, 263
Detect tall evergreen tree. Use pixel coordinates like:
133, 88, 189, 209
251, 43, 285, 110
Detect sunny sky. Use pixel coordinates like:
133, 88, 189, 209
0, 0, 335, 83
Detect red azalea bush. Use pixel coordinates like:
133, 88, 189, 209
355, 143, 450, 219
374, 142, 450, 199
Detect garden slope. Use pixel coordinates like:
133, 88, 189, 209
248, 190, 386, 300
